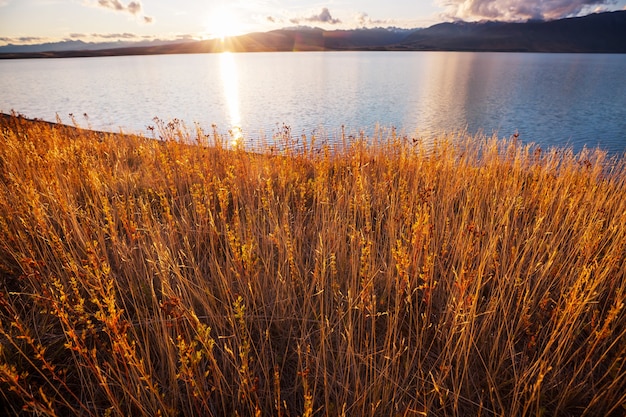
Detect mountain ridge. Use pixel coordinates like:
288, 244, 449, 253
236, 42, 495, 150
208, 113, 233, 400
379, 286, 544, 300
399, 11, 626, 52
1, 11, 624, 58
0, 39, 190, 54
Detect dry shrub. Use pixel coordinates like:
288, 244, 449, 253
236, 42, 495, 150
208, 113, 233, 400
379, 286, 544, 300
1, 114, 625, 416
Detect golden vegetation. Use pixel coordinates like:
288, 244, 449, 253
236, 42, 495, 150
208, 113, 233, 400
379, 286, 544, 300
0, 114, 625, 416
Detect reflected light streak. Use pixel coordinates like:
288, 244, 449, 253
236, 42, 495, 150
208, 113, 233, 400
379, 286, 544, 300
219, 52, 243, 147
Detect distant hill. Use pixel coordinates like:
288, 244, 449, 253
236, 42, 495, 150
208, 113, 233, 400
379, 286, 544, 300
0, 39, 185, 54
228, 27, 414, 51
1, 11, 624, 59
0, 27, 414, 58
399, 10, 626, 52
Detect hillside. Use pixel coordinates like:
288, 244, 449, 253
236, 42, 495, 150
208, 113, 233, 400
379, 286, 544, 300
400, 10, 626, 52
0, 27, 412, 58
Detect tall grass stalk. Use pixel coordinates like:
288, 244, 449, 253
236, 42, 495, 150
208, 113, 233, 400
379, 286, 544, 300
1, 114, 625, 416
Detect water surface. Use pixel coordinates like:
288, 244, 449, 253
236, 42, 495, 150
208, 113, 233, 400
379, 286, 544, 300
1, 51, 625, 153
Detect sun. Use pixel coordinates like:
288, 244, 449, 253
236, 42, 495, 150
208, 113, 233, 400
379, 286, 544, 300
205, 7, 243, 40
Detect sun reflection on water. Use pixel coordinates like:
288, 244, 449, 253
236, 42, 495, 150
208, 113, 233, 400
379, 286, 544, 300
219, 52, 243, 147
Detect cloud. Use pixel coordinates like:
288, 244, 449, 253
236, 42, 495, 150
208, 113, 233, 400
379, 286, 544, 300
91, 32, 138, 39
266, 16, 276, 23
96, 0, 142, 15
290, 7, 341, 25
437, 0, 620, 21
356, 12, 371, 26
355, 12, 393, 27
308, 7, 341, 24
19, 36, 45, 42
0, 36, 47, 44
92, 0, 153, 24
127, 1, 141, 14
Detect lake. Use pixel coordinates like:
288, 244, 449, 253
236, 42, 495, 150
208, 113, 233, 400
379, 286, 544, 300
1, 51, 625, 154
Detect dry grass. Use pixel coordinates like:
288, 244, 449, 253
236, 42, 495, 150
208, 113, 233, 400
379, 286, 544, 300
0, 113, 625, 416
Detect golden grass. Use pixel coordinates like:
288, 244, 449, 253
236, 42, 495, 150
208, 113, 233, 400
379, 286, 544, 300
0, 113, 625, 416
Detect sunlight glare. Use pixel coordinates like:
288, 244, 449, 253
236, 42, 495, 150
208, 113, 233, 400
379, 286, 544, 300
219, 52, 244, 147
205, 7, 242, 40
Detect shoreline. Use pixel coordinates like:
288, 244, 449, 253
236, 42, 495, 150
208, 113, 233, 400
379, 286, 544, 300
0, 112, 143, 142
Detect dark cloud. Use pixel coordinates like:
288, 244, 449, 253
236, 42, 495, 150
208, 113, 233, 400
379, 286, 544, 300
143, 15, 153, 23
266, 16, 276, 23
439, 0, 619, 21
96, 0, 142, 16
69, 33, 86, 39
291, 7, 341, 25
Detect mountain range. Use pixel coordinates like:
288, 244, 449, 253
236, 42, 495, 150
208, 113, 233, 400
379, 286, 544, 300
1, 10, 624, 59
0, 39, 184, 54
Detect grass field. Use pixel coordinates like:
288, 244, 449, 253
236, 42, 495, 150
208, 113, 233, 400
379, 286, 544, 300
1, 114, 625, 416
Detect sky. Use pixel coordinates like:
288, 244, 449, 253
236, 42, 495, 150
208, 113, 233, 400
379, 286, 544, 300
1, 0, 626, 46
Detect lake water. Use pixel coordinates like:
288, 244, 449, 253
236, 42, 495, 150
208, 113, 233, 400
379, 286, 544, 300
1, 51, 625, 154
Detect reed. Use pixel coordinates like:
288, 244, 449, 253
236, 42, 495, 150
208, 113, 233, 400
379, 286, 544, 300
1, 114, 625, 416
